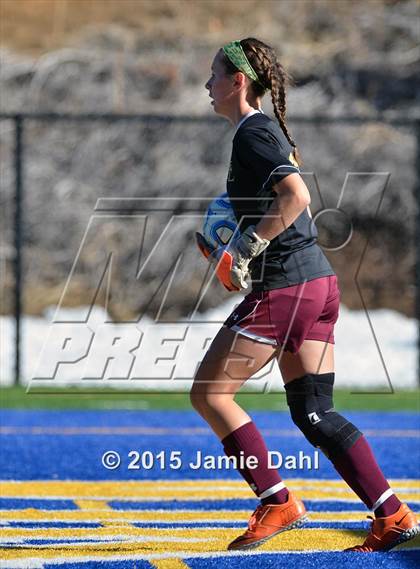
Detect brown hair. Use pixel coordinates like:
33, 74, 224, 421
221, 37, 301, 165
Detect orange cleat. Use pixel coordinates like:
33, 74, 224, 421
345, 503, 420, 552
227, 492, 308, 550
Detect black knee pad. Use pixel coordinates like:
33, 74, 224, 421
284, 372, 362, 459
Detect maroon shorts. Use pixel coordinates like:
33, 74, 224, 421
223, 275, 340, 354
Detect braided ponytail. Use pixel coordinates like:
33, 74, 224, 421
221, 37, 301, 166
269, 60, 301, 166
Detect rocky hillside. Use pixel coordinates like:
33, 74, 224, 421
0, 0, 419, 318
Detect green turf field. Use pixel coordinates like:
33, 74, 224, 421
1, 386, 419, 411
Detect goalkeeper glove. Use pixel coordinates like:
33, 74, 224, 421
196, 226, 270, 291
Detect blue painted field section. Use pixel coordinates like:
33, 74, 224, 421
0, 409, 419, 568
1, 409, 419, 480
36, 553, 420, 569
186, 551, 420, 569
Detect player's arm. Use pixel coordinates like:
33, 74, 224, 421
203, 132, 310, 292
205, 172, 311, 292
255, 173, 311, 241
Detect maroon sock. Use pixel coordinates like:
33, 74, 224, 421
222, 421, 289, 505
332, 435, 401, 517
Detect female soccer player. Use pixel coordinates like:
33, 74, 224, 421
191, 37, 419, 552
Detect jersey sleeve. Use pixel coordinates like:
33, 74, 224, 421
235, 128, 300, 192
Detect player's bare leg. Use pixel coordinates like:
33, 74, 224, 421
277, 339, 334, 384
190, 325, 277, 439
190, 326, 307, 550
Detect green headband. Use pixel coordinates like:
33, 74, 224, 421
222, 40, 266, 89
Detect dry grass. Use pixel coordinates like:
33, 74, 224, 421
0, 0, 395, 57
0, 0, 267, 54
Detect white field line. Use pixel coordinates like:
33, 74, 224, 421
2, 535, 214, 547
1, 545, 420, 569
3, 510, 367, 520
1, 427, 419, 437
0, 561, 44, 569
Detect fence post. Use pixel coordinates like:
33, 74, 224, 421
416, 120, 420, 386
13, 116, 23, 386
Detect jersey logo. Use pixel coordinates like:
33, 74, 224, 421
227, 160, 235, 182
288, 152, 299, 168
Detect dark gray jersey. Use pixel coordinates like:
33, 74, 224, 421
227, 112, 335, 290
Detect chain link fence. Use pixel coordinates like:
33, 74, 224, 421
0, 112, 419, 385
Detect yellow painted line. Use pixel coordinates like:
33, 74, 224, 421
1, 529, 419, 561
296, 479, 419, 489
75, 500, 135, 531
1, 490, 418, 502
0, 526, 226, 538
62, 491, 416, 502
58, 491, 420, 502
0, 508, 418, 523
1, 479, 418, 491
294, 491, 419, 502
0, 509, 246, 523
257, 529, 420, 552
75, 496, 136, 531
1, 480, 418, 499
0, 542, 217, 561
0, 536, 224, 560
